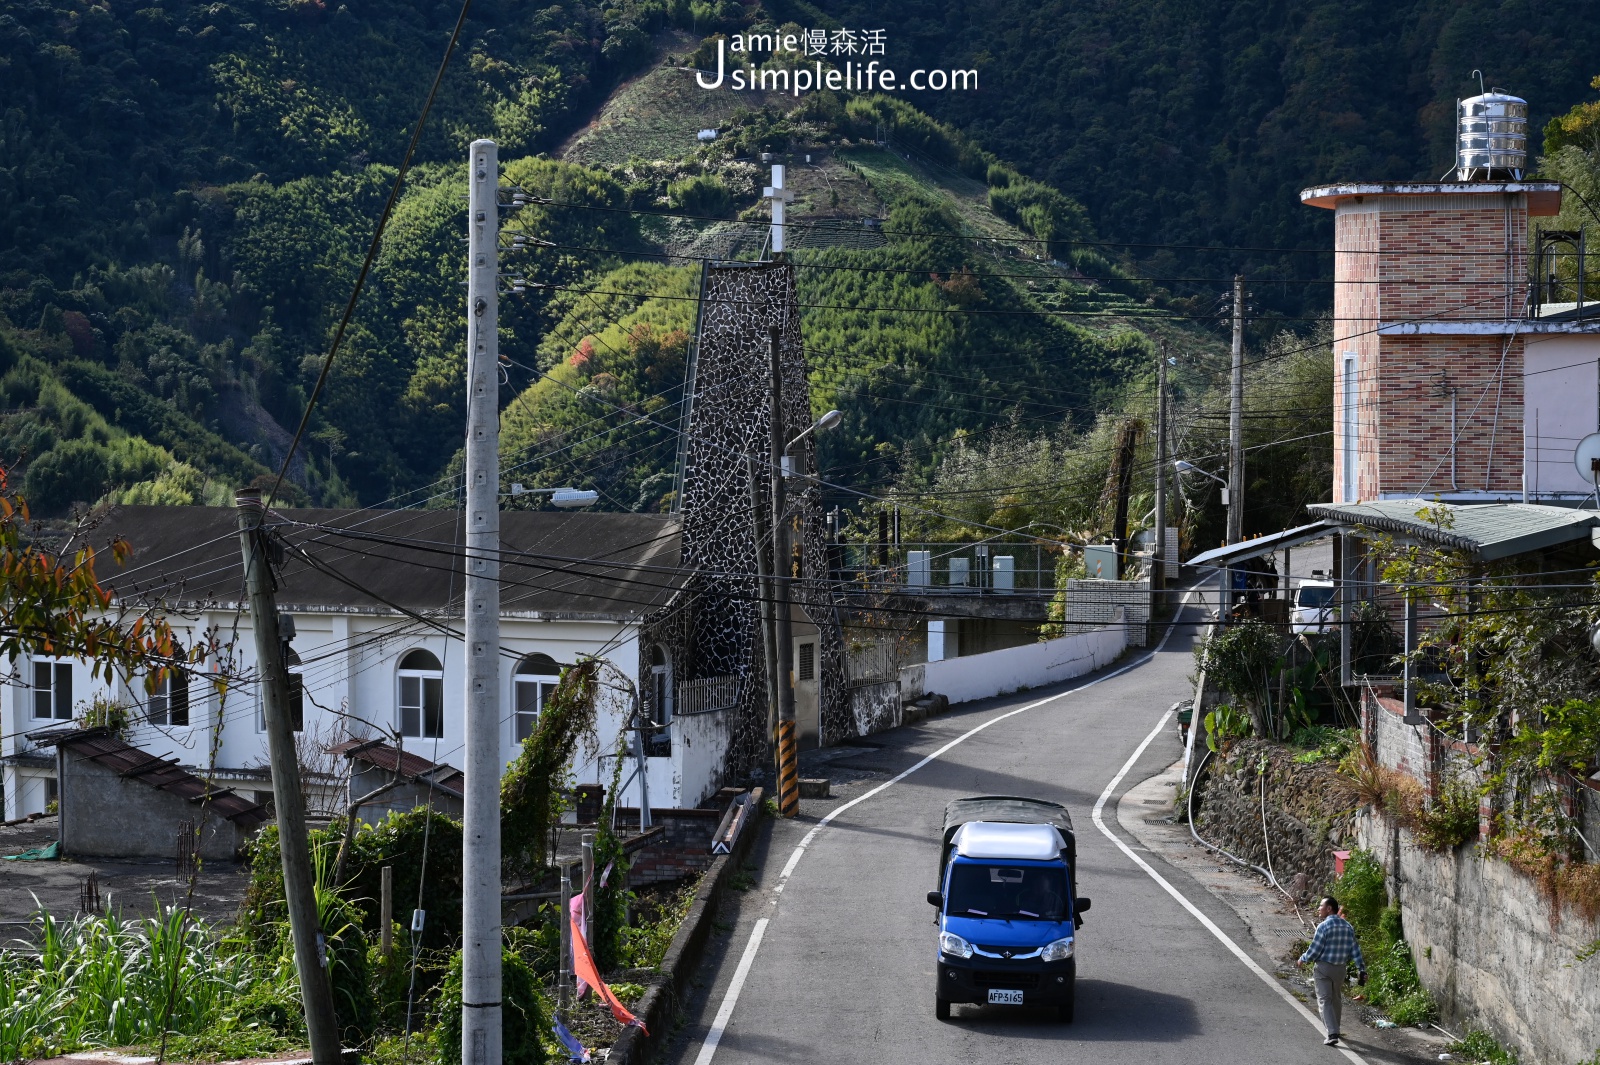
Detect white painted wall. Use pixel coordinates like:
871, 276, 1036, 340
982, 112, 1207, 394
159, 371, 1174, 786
1, 609, 711, 819
1523, 334, 1600, 497
914, 623, 1127, 706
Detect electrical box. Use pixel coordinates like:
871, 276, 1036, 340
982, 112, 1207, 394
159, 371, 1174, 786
1083, 544, 1117, 580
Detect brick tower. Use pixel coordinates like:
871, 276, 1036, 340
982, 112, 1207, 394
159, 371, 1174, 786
1301, 178, 1562, 503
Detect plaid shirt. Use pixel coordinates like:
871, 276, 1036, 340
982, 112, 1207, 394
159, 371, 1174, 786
1300, 915, 1366, 971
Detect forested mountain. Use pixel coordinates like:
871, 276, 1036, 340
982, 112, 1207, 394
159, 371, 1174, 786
0, 0, 1185, 516
800, 0, 1600, 316
10, 0, 1592, 524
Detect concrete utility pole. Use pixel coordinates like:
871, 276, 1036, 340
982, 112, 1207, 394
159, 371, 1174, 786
748, 454, 781, 753
461, 137, 503, 1065
1153, 344, 1168, 602
234, 488, 341, 1065
1227, 274, 1245, 544
768, 325, 799, 818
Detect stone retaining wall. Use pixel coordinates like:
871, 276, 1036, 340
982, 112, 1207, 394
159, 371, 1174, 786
1357, 811, 1600, 1064
1193, 740, 1361, 897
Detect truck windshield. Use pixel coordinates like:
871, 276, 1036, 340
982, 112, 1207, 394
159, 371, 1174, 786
1296, 584, 1335, 608
946, 863, 1069, 920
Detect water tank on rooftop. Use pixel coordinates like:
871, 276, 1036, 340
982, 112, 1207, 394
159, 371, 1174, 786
1456, 92, 1528, 181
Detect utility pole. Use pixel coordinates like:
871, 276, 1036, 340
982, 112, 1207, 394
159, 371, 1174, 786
461, 137, 502, 1065
748, 454, 780, 757
1227, 274, 1245, 544
1153, 343, 1168, 606
768, 325, 798, 818
234, 488, 341, 1064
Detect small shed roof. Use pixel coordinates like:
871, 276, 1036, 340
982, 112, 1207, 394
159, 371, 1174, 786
1186, 521, 1334, 568
329, 738, 465, 799
28, 727, 270, 824
1305, 500, 1600, 561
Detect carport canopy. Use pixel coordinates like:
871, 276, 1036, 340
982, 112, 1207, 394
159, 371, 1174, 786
1186, 520, 1334, 568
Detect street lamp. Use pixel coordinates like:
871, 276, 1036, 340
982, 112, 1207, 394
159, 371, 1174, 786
508, 483, 599, 508
1174, 459, 1229, 505
781, 409, 843, 476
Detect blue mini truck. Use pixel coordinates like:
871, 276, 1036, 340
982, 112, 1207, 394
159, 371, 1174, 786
926, 796, 1090, 1022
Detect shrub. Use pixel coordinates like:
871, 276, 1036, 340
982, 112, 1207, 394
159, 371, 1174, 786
1413, 782, 1480, 852
1326, 849, 1435, 1024
432, 948, 548, 1065
666, 174, 731, 216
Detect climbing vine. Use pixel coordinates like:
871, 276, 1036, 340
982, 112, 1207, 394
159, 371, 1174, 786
500, 657, 601, 881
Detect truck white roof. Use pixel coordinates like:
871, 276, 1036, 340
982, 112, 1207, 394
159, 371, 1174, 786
952, 820, 1065, 861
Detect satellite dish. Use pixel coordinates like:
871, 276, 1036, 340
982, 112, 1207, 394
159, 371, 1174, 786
1575, 433, 1600, 483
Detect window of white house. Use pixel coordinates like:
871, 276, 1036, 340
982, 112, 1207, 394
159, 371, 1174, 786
147, 666, 190, 727
44, 777, 58, 808
647, 646, 672, 756
31, 659, 72, 720
398, 649, 444, 739
513, 653, 562, 743
256, 672, 305, 733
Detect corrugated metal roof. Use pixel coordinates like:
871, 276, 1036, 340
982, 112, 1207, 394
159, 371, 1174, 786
330, 739, 465, 798
31, 728, 270, 825
1304, 500, 1600, 561
1186, 521, 1334, 567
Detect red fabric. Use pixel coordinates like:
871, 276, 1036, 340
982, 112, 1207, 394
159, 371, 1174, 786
571, 911, 647, 1034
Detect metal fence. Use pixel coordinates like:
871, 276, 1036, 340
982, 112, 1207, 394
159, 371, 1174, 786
676, 674, 741, 716
828, 541, 1059, 595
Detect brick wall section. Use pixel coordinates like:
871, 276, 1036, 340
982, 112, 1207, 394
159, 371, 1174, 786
1364, 687, 1431, 782
611, 806, 725, 887
1331, 190, 1533, 501
1378, 335, 1525, 496
1063, 578, 1149, 647
1334, 205, 1380, 503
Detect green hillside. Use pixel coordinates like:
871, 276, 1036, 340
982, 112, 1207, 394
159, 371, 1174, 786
0, 0, 1223, 519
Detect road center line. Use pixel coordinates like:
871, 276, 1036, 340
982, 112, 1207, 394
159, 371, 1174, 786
690, 595, 1194, 1065
1091, 708, 1368, 1063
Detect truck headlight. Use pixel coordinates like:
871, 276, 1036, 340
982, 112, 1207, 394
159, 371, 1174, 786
1041, 937, 1074, 962
938, 932, 974, 959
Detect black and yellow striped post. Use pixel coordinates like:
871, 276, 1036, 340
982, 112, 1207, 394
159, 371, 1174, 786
777, 720, 799, 816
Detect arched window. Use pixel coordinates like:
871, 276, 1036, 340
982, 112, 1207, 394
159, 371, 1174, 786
646, 646, 672, 756
398, 649, 444, 738
513, 653, 562, 742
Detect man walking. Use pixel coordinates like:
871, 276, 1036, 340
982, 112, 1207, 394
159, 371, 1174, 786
1299, 896, 1367, 1046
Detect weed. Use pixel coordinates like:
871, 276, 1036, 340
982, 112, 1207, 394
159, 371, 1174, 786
762, 797, 780, 817
1326, 850, 1435, 1025
1412, 782, 1479, 852
1448, 1028, 1519, 1065
728, 866, 758, 892
620, 882, 696, 970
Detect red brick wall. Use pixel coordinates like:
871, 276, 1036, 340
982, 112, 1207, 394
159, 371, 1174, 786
1332, 192, 1533, 499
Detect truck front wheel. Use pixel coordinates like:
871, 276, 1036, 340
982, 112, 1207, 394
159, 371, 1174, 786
935, 998, 951, 1021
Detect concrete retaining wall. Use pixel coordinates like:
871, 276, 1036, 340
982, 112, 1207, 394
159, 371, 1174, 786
1065, 579, 1150, 647
1357, 811, 1600, 1064
904, 624, 1126, 707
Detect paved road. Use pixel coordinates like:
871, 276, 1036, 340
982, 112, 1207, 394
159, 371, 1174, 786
664, 600, 1400, 1065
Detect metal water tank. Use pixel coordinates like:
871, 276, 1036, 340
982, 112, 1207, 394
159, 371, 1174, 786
1456, 92, 1528, 180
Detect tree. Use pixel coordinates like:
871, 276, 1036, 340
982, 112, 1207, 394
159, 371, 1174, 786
1, 466, 198, 691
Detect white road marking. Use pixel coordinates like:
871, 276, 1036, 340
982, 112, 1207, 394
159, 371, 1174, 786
690, 918, 768, 1065
689, 597, 1194, 1064
1092, 709, 1369, 1063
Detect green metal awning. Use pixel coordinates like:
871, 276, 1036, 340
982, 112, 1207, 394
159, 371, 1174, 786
1304, 500, 1600, 561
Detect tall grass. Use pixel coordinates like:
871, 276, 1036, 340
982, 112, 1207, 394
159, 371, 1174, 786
0, 904, 293, 1059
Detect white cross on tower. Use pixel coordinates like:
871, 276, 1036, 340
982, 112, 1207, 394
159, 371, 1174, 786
763, 164, 795, 256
